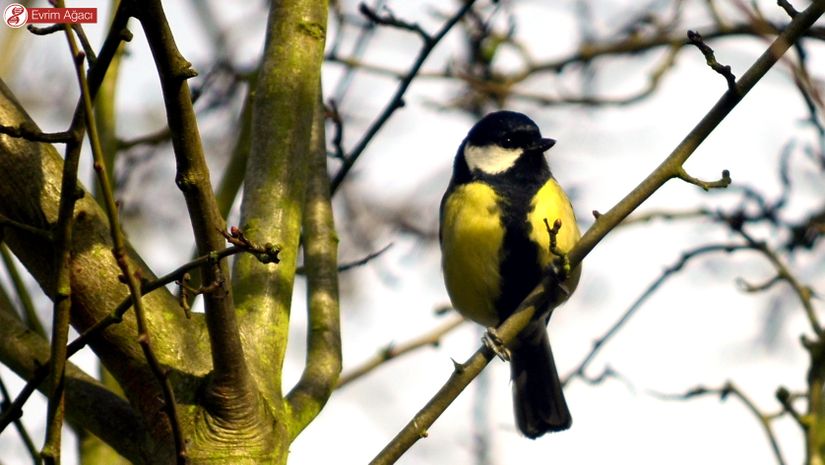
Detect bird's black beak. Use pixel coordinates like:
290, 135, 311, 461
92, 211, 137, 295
528, 137, 556, 153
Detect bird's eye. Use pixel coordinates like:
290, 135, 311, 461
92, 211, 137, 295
502, 137, 514, 147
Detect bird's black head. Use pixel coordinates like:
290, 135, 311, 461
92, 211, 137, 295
458, 111, 556, 177
466, 111, 555, 153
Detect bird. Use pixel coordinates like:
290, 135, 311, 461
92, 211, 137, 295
439, 110, 581, 438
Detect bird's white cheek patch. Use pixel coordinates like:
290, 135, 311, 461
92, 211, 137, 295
464, 144, 522, 175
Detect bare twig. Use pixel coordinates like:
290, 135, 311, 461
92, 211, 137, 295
733, 227, 821, 335
70, 23, 96, 65
117, 127, 172, 150
75, 14, 187, 461
620, 207, 714, 226
297, 243, 393, 275
775, 386, 805, 428
0, 214, 52, 240
135, 0, 251, 432
337, 315, 464, 389
330, 0, 480, 193
563, 243, 751, 386
326, 99, 346, 160
0, 376, 41, 465
687, 30, 737, 91
358, 2, 429, 40
41, 9, 90, 461
27, 24, 63, 35
0, 245, 44, 338
778, 0, 800, 18
676, 168, 732, 191
650, 382, 787, 465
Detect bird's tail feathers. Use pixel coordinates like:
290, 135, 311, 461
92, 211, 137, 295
510, 328, 571, 438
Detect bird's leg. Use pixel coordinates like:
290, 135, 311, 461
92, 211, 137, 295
483, 327, 511, 361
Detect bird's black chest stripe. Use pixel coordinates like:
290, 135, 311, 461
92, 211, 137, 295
477, 162, 551, 321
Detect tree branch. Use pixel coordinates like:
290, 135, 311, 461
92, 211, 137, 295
232, 0, 327, 417
42, 11, 97, 460
568, 0, 825, 267
75, 14, 185, 460
0, 307, 147, 464
133, 0, 252, 417
286, 96, 342, 439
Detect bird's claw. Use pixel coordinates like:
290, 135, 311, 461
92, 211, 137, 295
482, 327, 510, 361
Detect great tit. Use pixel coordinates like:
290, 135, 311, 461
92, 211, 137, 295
439, 111, 581, 438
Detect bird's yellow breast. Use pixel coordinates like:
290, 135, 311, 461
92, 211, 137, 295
441, 178, 581, 326
441, 182, 503, 326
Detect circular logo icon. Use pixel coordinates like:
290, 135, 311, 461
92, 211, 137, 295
4, 3, 27, 28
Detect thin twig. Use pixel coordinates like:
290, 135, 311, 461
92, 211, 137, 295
75, 14, 187, 462
778, 0, 800, 18
734, 227, 822, 335
358, 3, 429, 40
675, 167, 732, 191
330, 0, 479, 193
296, 242, 393, 275
620, 207, 714, 226
0, 215, 52, 240
0, 376, 41, 465
27, 24, 63, 35
776, 386, 806, 428
650, 382, 787, 465
41, 10, 87, 462
0, 245, 45, 338
687, 30, 737, 91
117, 126, 172, 150
70, 23, 96, 65
337, 315, 464, 389
563, 243, 751, 386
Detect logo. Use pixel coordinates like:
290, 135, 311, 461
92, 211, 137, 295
3, 3, 27, 28
2, 4, 98, 27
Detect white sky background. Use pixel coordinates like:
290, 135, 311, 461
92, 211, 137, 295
1, 0, 824, 464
